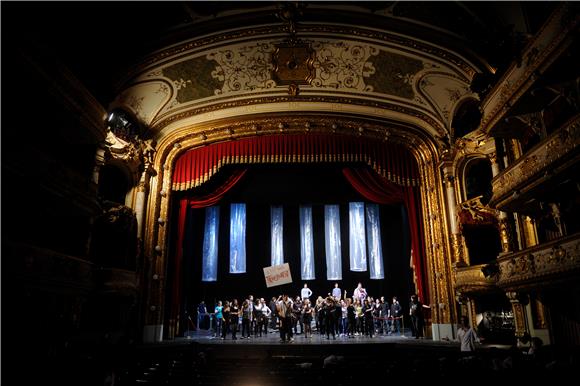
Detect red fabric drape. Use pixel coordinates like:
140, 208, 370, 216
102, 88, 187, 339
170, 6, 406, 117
170, 168, 247, 335
342, 167, 428, 303
187, 169, 247, 209
172, 134, 419, 190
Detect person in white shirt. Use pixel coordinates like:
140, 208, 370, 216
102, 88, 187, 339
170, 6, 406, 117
457, 316, 478, 353
353, 282, 367, 304
301, 283, 313, 300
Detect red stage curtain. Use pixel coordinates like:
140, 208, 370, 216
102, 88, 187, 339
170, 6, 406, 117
342, 167, 428, 303
172, 134, 419, 190
170, 168, 247, 335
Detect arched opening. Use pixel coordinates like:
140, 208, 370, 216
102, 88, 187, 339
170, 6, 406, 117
464, 158, 493, 205
452, 99, 482, 139
163, 133, 430, 339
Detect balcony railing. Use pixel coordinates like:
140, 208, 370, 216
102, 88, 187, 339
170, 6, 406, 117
496, 232, 580, 290
455, 263, 499, 294
489, 115, 580, 211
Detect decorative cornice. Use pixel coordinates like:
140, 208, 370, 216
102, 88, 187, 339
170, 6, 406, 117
151, 94, 447, 136
489, 115, 580, 210
497, 232, 580, 290
481, 4, 578, 134
132, 24, 477, 82
455, 264, 499, 294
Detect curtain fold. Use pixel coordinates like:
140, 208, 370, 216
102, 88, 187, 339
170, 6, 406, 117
342, 167, 428, 302
229, 203, 246, 273
201, 206, 219, 281
366, 203, 384, 279
172, 134, 419, 190
299, 205, 315, 280
270, 205, 284, 266
349, 202, 367, 272
324, 204, 343, 280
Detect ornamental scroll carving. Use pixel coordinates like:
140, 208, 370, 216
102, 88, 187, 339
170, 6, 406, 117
310, 41, 378, 91
206, 40, 381, 95
491, 116, 580, 201
208, 43, 277, 94
497, 234, 580, 288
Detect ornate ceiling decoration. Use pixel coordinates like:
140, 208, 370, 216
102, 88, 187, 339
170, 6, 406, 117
111, 18, 482, 146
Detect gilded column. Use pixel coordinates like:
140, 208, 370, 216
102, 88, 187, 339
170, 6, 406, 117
441, 161, 464, 266
490, 152, 514, 253
136, 139, 157, 239
506, 291, 529, 340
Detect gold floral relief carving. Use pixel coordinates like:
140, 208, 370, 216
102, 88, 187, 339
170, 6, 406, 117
497, 235, 580, 288
208, 43, 277, 94
311, 41, 379, 91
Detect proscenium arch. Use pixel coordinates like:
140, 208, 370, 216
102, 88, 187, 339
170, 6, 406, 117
141, 112, 456, 338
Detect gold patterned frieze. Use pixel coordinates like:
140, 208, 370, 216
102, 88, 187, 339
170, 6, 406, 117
497, 233, 580, 290
489, 115, 580, 209
455, 264, 499, 294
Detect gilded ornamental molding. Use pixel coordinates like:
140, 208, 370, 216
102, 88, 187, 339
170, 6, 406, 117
497, 232, 580, 290
489, 115, 580, 210
455, 264, 499, 294
480, 3, 578, 134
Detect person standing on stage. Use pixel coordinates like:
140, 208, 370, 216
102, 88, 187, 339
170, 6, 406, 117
353, 282, 367, 304
302, 299, 313, 339
332, 282, 342, 300
409, 294, 429, 339
269, 296, 278, 332
248, 295, 256, 337
230, 299, 240, 340
346, 298, 356, 338
390, 296, 402, 335
221, 301, 230, 340
277, 295, 293, 342
197, 300, 207, 330
258, 298, 271, 337
213, 301, 223, 338
363, 298, 374, 337
292, 296, 303, 335
380, 296, 389, 334
241, 299, 252, 339
324, 296, 337, 340
301, 283, 313, 300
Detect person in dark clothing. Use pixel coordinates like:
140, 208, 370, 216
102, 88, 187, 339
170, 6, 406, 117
346, 298, 356, 338
363, 299, 374, 337
409, 294, 429, 338
324, 296, 336, 340
390, 296, 402, 334
230, 299, 240, 340
221, 301, 230, 340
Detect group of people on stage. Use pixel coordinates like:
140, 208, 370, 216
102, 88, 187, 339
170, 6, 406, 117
196, 282, 430, 342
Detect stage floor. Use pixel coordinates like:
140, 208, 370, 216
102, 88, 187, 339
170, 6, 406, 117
178, 328, 461, 348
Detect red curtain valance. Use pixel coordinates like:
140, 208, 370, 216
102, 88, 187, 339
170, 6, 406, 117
172, 134, 419, 191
